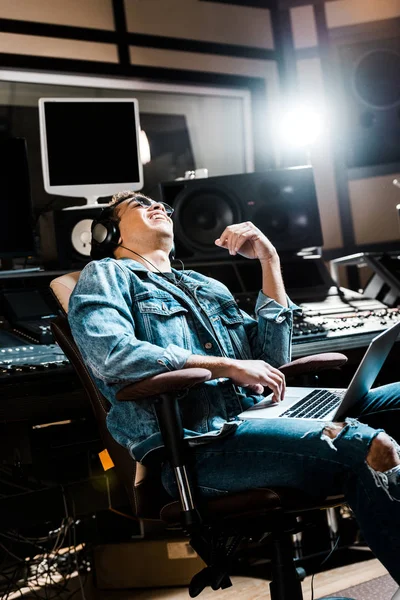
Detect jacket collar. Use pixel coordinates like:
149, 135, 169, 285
116, 258, 208, 291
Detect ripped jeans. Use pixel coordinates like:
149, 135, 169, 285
161, 382, 400, 584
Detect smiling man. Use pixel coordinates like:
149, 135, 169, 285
69, 190, 400, 592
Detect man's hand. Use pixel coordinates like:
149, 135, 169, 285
215, 221, 277, 262
184, 355, 286, 403
215, 221, 287, 307
226, 359, 286, 403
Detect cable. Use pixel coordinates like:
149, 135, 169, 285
0, 505, 91, 600
72, 517, 86, 600
117, 243, 186, 285
310, 534, 341, 600
66, 493, 87, 600
1, 567, 26, 600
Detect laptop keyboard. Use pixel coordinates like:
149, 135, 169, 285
279, 389, 346, 419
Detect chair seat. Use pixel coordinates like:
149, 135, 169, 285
160, 487, 345, 524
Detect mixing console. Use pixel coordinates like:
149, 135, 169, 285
0, 328, 69, 377
292, 305, 400, 357
0, 344, 69, 376
293, 308, 400, 342
235, 287, 400, 357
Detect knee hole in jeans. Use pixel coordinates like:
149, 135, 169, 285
367, 432, 400, 472
322, 422, 345, 440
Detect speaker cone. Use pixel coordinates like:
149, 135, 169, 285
354, 49, 400, 109
173, 187, 241, 253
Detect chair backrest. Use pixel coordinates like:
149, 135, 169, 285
50, 272, 171, 520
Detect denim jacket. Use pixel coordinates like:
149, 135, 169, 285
68, 258, 300, 463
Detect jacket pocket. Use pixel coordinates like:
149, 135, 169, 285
217, 303, 251, 359
137, 298, 191, 349
137, 297, 188, 317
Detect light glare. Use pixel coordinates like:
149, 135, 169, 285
139, 129, 151, 165
279, 105, 324, 149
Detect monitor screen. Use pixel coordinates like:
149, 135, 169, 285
39, 98, 143, 203
0, 137, 35, 258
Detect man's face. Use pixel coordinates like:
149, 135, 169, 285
116, 196, 174, 250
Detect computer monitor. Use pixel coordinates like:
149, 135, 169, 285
0, 137, 36, 259
38, 98, 143, 208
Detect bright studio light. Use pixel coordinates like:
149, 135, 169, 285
139, 129, 151, 165
279, 105, 325, 149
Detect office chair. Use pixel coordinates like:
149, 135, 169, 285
50, 271, 354, 600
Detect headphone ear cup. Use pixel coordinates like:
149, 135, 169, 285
91, 222, 109, 244
91, 218, 120, 259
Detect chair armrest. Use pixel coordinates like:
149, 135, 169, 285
279, 353, 347, 377
116, 368, 212, 401
117, 353, 347, 400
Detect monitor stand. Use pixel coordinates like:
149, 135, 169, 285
62, 196, 103, 211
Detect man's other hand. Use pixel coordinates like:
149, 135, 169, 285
226, 359, 286, 403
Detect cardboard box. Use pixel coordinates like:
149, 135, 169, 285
93, 538, 206, 589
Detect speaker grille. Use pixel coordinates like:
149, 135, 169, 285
173, 187, 242, 253
354, 49, 400, 109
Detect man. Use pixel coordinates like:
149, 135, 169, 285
69, 190, 400, 589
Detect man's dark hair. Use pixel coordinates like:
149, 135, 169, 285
108, 190, 155, 224
107, 189, 136, 224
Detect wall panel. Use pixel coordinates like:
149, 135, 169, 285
0, 0, 115, 30
291, 5, 318, 49
0, 33, 119, 63
125, 0, 274, 48
349, 175, 400, 245
326, 0, 400, 29
129, 46, 273, 77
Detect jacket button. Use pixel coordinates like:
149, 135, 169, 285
204, 342, 213, 349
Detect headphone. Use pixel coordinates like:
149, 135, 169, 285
91, 205, 121, 260
90, 204, 175, 261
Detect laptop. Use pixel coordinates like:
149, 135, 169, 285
238, 321, 400, 422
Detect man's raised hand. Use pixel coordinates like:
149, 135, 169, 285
215, 221, 277, 262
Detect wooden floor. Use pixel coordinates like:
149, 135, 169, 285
15, 558, 392, 600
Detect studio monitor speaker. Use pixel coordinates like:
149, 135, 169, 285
338, 37, 400, 168
39, 207, 103, 269
159, 167, 323, 261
